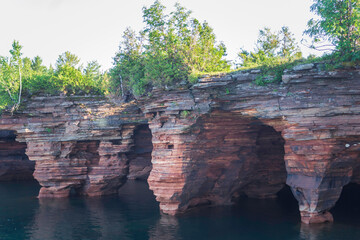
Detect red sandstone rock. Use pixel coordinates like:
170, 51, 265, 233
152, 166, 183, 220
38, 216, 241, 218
0, 96, 150, 198
300, 211, 334, 224
140, 66, 360, 223
1, 65, 360, 225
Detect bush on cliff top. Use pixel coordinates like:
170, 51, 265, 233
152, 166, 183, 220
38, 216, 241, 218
110, 1, 230, 98
236, 26, 303, 85
0, 42, 108, 114
236, 0, 360, 86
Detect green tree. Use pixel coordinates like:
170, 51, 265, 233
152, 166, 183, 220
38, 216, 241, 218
53, 53, 106, 95
238, 26, 301, 68
54, 64, 84, 94
22, 55, 57, 96
0, 40, 23, 112
31, 56, 47, 73
56, 51, 81, 68
84, 60, 101, 81
111, 0, 230, 97
279, 26, 300, 57
305, 0, 360, 57
187, 20, 229, 73
110, 27, 146, 97
142, 0, 189, 87
22, 57, 33, 79
1, 43, 106, 113
257, 27, 279, 57
84, 60, 108, 94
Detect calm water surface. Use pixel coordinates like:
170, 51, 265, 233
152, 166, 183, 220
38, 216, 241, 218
1, 180, 360, 240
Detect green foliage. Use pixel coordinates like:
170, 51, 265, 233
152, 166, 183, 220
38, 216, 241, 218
31, 56, 47, 72
56, 51, 81, 68
44, 127, 53, 133
23, 53, 107, 96
110, 1, 230, 97
305, 0, 360, 58
23, 71, 57, 95
1, 42, 108, 113
180, 110, 190, 118
0, 40, 23, 112
254, 75, 269, 86
279, 26, 301, 58
110, 28, 146, 96
238, 26, 302, 69
237, 27, 303, 85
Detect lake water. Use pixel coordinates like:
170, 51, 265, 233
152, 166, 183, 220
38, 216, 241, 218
1, 180, 360, 240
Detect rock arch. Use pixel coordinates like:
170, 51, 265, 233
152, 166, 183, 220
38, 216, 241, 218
31, 123, 154, 198
147, 110, 291, 214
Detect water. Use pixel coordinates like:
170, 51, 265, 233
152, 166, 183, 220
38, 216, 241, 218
1, 181, 360, 240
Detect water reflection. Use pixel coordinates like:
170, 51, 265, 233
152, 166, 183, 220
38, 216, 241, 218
1, 181, 360, 240
30, 198, 130, 240
84, 198, 129, 239
30, 198, 101, 240
149, 214, 179, 240
299, 223, 333, 240
0, 181, 40, 240
29, 181, 160, 240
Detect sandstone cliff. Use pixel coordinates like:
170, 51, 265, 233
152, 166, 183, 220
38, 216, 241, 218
1, 64, 360, 224
140, 63, 360, 224
0, 96, 151, 197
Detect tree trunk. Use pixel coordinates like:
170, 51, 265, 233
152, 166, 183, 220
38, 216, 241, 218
119, 74, 124, 98
17, 64, 22, 107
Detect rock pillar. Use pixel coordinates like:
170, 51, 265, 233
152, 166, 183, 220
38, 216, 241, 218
284, 132, 360, 224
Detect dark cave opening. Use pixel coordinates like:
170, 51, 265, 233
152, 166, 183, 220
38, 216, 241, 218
232, 185, 300, 223
239, 123, 287, 199
331, 183, 360, 224
231, 122, 299, 218
126, 124, 153, 180
183, 110, 296, 211
0, 130, 35, 181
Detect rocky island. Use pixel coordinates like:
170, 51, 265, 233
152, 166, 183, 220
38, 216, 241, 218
1, 63, 359, 224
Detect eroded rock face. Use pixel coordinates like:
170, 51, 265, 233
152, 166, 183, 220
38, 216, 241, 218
141, 65, 360, 223
1, 65, 360, 224
177, 111, 286, 211
0, 96, 150, 197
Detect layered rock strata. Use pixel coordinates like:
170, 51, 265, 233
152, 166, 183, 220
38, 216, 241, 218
140, 64, 360, 223
0, 96, 151, 197
1, 64, 360, 224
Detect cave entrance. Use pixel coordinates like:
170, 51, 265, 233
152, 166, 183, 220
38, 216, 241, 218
183, 110, 295, 210
331, 183, 360, 224
119, 124, 154, 202
328, 144, 360, 224
126, 124, 153, 180
0, 130, 35, 181
331, 161, 360, 224
240, 124, 287, 199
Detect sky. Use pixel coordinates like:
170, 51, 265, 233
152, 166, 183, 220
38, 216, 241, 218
0, 0, 318, 70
